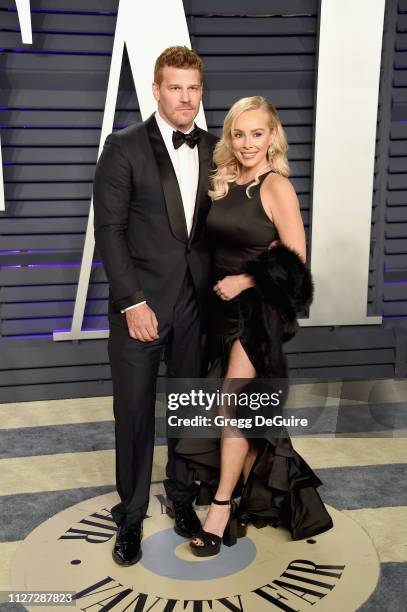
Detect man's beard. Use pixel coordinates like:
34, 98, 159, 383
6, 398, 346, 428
173, 108, 196, 129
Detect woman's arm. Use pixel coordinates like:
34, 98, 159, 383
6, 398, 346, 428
261, 174, 306, 263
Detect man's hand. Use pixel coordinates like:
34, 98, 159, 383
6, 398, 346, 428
125, 303, 159, 341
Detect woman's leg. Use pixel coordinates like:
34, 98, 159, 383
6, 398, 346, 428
242, 447, 258, 483
192, 339, 257, 544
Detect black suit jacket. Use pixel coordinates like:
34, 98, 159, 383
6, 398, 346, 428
93, 113, 218, 330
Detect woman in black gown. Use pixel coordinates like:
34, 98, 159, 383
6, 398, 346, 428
175, 96, 333, 556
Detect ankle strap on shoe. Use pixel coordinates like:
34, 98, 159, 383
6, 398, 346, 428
212, 498, 231, 505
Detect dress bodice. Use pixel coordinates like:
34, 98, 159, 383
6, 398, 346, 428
206, 170, 279, 279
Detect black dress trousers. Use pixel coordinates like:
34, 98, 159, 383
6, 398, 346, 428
108, 269, 203, 528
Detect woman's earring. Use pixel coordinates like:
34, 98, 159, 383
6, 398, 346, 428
268, 145, 275, 159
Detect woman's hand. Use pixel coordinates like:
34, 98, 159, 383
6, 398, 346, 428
214, 274, 254, 301
268, 239, 280, 250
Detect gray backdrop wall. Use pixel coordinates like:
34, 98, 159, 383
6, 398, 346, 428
0, 0, 406, 403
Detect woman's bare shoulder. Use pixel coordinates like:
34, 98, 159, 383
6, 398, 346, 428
262, 173, 298, 211
263, 172, 295, 193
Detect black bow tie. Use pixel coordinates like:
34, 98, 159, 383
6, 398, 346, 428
172, 126, 200, 150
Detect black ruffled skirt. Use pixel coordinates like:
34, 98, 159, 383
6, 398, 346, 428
174, 294, 334, 541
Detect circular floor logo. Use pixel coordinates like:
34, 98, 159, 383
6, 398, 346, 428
10, 484, 380, 611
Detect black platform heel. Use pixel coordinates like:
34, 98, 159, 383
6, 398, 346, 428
190, 498, 238, 557
235, 489, 249, 538
236, 514, 248, 538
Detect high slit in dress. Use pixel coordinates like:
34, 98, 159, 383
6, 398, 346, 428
175, 170, 334, 540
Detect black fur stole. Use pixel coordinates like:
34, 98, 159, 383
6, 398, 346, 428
240, 244, 314, 378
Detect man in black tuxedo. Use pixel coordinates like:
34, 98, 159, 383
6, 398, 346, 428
93, 46, 218, 565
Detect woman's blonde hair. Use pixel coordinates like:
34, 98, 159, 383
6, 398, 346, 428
209, 96, 290, 200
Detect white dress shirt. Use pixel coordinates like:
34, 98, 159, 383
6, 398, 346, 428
121, 111, 200, 313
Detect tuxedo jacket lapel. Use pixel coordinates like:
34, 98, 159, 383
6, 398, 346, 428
188, 130, 211, 246
145, 114, 188, 243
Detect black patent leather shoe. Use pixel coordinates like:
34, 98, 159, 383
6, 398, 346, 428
166, 499, 201, 538
112, 521, 143, 566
